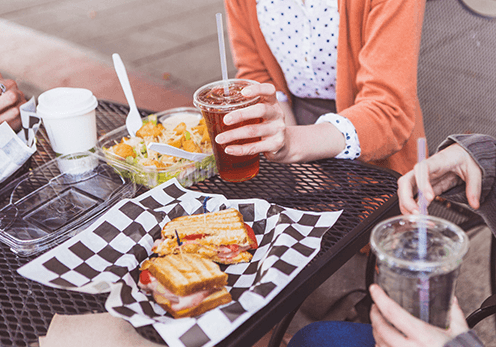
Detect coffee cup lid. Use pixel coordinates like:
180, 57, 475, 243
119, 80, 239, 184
37, 87, 98, 119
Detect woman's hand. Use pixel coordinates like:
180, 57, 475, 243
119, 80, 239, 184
214, 83, 287, 159
0, 77, 26, 132
370, 284, 469, 347
214, 82, 346, 163
397, 143, 482, 215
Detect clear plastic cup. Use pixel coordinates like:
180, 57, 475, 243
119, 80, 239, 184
37, 87, 98, 155
193, 79, 260, 182
370, 214, 469, 328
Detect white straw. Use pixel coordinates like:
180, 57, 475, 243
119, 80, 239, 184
417, 137, 428, 258
417, 137, 429, 323
216, 13, 229, 94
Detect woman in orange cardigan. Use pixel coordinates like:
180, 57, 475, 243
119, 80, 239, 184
216, 0, 426, 175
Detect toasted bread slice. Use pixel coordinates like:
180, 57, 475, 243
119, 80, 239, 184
141, 254, 227, 297
154, 287, 232, 319
152, 208, 258, 264
161, 208, 249, 245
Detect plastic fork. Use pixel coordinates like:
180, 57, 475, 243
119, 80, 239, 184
147, 143, 210, 162
112, 53, 142, 137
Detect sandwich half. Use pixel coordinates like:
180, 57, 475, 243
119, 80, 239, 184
152, 208, 258, 264
138, 253, 232, 318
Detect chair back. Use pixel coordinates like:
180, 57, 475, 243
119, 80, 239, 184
418, 0, 496, 154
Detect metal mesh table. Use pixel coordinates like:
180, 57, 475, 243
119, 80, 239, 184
0, 100, 400, 347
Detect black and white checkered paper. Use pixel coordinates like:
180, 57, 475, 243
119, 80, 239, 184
18, 179, 342, 347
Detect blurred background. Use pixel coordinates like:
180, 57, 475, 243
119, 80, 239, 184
0, 0, 233, 111
0, 0, 495, 346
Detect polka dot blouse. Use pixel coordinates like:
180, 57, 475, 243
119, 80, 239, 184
257, 0, 361, 160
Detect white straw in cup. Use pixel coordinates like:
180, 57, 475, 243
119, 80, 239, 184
417, 137, 430, 323
216, 12, 229, 94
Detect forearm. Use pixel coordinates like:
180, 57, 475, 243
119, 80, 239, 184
279, 100, 296, 126
282, 122, 345, 163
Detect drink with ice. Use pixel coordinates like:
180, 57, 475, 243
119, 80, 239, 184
193, 79, 261, 182
371, 215, 469, 328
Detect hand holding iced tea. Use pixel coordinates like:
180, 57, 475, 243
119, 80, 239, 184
193, 79, 261, 182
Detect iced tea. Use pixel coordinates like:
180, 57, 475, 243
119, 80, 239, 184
193, 79, 261, 182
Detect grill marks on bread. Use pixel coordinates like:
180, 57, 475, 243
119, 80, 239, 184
161, 208, 250, 246
141, 254, 228, 297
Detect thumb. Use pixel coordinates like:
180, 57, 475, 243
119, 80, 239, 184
448, 297, 470, 336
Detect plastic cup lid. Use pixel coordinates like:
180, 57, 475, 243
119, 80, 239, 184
37, 87, 98, 119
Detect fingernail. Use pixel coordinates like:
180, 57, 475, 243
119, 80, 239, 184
425, 192, 434, 201
241, 87, 253, 97
224, 147, 233, 155
223, 114, 232, 124
215, 135, 224, 144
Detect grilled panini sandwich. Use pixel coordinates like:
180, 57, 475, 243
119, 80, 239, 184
138, 254, 231, 318
152, 208, 258, 264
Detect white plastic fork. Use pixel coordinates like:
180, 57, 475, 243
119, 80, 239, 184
147, 143, 210, 162
112, 53, 142, 137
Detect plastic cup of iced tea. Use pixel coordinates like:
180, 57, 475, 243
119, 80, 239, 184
193, 79, 261, 182
370, 215, 469, 329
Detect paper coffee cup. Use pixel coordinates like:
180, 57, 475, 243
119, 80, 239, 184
37, 88, 98, 155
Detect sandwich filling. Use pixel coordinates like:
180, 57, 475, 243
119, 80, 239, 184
139, 269, 218, 312
152, 238, 253, 262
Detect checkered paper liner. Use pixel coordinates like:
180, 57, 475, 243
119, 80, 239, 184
0, 97, 40, 183
18, 179, 342, 347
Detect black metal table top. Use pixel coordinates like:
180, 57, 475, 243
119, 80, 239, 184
0, 100, 401, 347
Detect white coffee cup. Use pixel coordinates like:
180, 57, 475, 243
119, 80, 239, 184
37, 87, 98, 155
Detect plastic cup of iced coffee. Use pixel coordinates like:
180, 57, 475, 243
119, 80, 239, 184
370, 214, 469, 328
37, 87, 98, 155
193, 79, 261, 182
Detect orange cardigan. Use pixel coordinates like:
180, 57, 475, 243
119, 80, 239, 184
225, 0, 426, 175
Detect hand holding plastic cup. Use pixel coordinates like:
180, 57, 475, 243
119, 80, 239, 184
370, 215, 469, 329
37, 87, 98, 155
193, 79, 261, 182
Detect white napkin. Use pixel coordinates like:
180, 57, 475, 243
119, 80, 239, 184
0, 97, 40, 184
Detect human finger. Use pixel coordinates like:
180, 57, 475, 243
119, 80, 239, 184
223, 102, 279, 126
370, 304, 407, 347
222, 121, 285, 156
413, 161, 435, 203
397, 171, 420, 215
241, 83, 277, 101
448, 297, 470, 336
0, 105, 22, 131
0, 89, 21, 113
461, 156, 482, 210
370, 284, 427, 337
224, 134, 284, 157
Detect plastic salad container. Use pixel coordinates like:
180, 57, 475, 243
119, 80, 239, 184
0, 151, 136, 256
97, 107, 217, 189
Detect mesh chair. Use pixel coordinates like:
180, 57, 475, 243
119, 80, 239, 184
365, 0, 496, 333
417, 0, 496, 295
